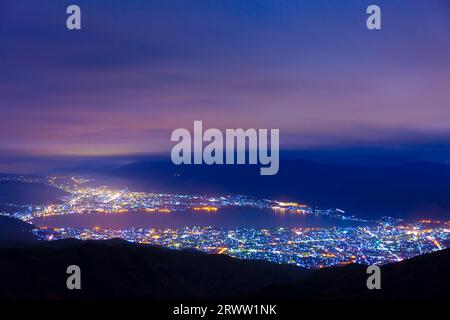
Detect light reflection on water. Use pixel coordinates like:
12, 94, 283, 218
31, 207, 369, 229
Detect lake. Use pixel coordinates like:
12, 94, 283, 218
31, 207, 369, 229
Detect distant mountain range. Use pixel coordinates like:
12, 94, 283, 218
0, 180, 68, 216
0, 180, 67, 206
108, 159, 450, 219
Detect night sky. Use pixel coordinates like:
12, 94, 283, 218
0, 0, 449, 172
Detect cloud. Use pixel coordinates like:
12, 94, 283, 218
0, 0, 449, 159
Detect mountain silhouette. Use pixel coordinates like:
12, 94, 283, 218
110, 159, 450, 218
0, 216, 448, 300
0, 180, 67, 206
0, 235, 448, 300
0, 216, 37, 246
252, 247, 450, 300
0, 239, 310, 299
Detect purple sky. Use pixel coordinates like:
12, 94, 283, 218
0, 0, 449, 170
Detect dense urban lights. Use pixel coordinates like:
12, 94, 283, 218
1, 175, 449, 269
